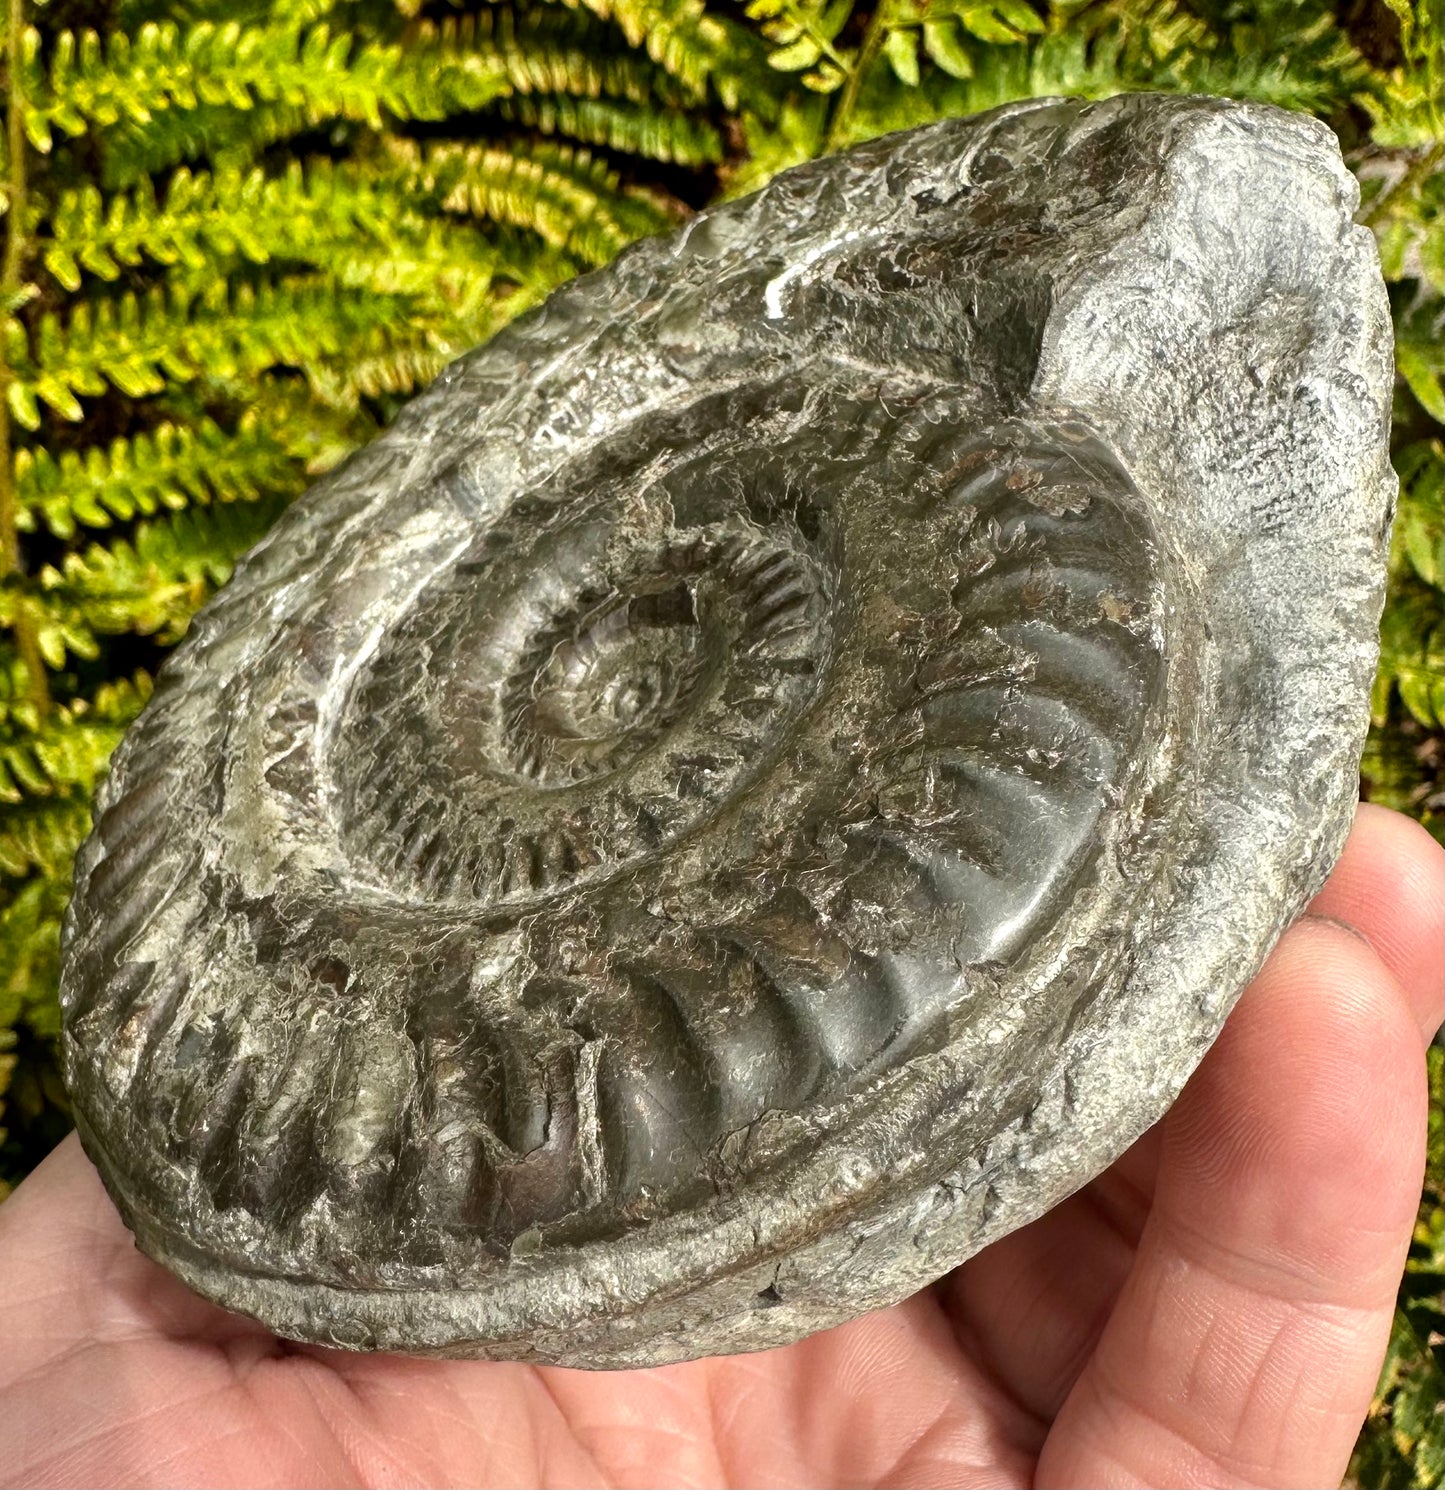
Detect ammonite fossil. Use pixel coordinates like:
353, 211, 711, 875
60, 93, 1394, 1366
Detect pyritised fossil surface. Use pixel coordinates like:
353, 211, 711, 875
60, 93, 1394, 1366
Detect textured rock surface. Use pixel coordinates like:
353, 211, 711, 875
60, 93, 1394, 1366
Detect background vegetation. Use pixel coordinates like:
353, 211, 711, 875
0, 0, 1439, 1480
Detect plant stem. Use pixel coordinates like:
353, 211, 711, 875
825, 2, 889, 153
0, 0, 47, 715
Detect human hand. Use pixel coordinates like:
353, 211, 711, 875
1, 803, 1439, 1490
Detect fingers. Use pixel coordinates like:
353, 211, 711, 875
0, 1133, 271, 1358
1035, 916, 1428, 1489
529, 1291, 1043, 1489
1308, 802, 1444, 1045
941, 803, 1440, 1440
0, 1133, 143, 1384
935, 1131, 1159, 1426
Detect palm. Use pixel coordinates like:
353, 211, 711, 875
3, 806, 1441, 1490
0, 1136, 1152, 1489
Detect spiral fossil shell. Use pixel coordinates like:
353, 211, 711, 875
60, 94, 1394, 1365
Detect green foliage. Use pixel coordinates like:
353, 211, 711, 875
16, 414, 303, 539
1365, 0, 1443, 148
0, 873, 68, 1199
732, 0, 1380, 170
0, 0, 739, 1184
1349, 1044, 1445, 1490
0, 0, 1440, 1470
1374, 437, 1444, 732
1369, 292, 1444, 850
20, 17, 522, 183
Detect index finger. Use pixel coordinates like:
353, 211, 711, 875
1035, 909, 1428, 1488
1308, 802, 1444, 1045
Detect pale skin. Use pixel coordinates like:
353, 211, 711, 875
1, 803, 1440, 1490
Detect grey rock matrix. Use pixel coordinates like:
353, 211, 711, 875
59, 93, 1394, 1367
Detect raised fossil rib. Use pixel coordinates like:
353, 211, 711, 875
60, 93, 1394, 1366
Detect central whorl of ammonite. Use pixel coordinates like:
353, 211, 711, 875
501, 578, 710, 785
335, 454, 836, 908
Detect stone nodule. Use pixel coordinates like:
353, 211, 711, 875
60, 93, 1395, 1367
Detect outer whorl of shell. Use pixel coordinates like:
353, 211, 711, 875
61, 94, 1395, 1366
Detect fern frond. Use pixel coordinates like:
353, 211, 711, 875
1375, 576, 1445, 727
93, 10, 711, 182
89, 6, 703, 179
576, 0, 771, 111
420, 139, 683, 265
239, 375, 382, 472
1360, 0, 1444, 149
1395, 294, 1445, 420
0, 649, 42, 734
15, 414, 304, 538
44, 161, 511, 315
1162, 4, 1367, 115
0, 796, 92, 878
8, 277, 455, 428
306, 344, 455, 408
1054, 0, 1369, 113
744, 0, 856, 93
1394, 437, 1445, 590
474, 222, 585, 303
769, 0, 1374, 160
0, 675, 149, 805
797, 25, 1120, 157
99, 96, 333, 184
24, 21, 513, 153
25, 494, 291, 660
0, 873, 69, 1026
419, 9, 700, 108
1374, 433, 1445, 731
1358, 143, 1444, 293
497, 93, 723, 163
0, 857, 69, 1191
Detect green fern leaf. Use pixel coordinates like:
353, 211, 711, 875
237, 375, 383, 472
581, 0, 771, 110
43, 160, 515, 319
15, 414, 304, 538
1374, 576, 1445, 728
17, 496, 290, 664
1396, 295, 1445, 421
1359, 147, 1444, 293
1361, 0, 1444, 149
0, 654, 38, 735
0, 796, 93, 878
0, 676, 149, 806
0, 873, 70, 1027
10, 277, 464, 427
1394, 438, 1445, 589
27, 20, 513, 148
496, 93, 723, 163
417, 139, 683, 265
421, 8, 700, 107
